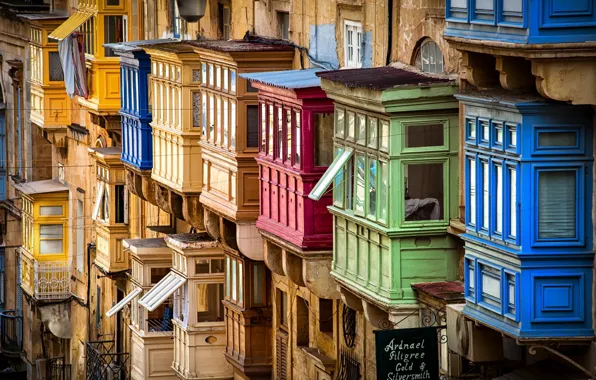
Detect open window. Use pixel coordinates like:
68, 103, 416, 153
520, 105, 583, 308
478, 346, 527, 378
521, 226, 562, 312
314, 113, 334, 166
344, 21, 362, 68
309, 147, 354, 200
404, 162, 444, 221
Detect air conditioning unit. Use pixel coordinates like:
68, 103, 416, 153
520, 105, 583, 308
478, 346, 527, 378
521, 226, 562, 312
447, 304, 504, 362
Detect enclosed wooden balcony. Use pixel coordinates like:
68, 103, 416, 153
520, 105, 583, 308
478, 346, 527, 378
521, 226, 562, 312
121, 238, 177, 380
89, 147, 130, 275
21, 15, 70, 147
15, 180, 71, 301
142, 42, 205, 228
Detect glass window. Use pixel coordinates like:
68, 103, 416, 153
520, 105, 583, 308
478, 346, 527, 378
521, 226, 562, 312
261, 104, 266, 152
202, 93, 207, 136
481, 160, 489, 229
310, 148, 354, 201
405, 163, 444, 221
197, 283, 224, 322
480, 120, 490, 142
469, 158, 476, 226
538, 170, 576, 239
344, 21, 363, 68
247, 105, 259, 148
495, 164, 502, 234
336, 109, 345, 138
231, 101, 236, 149
319, 299, 333, 333
507, 124, 517, 148
494, 122, 503, 145
354, 154, 366, 215
277, 288, 288, 326
347, 112, 355, 140
238, 262, 243, 303
314, 113, 334, 166
480, 264, 501, 308
253, 264, 265, 305
39, 224, 63, 254
380, 120, 389, 152
216, 97, 222, 145
216, 66, 221, 88
345, 157, 354, 210
230, 70, 236, 93
231, 260, 237, 301
225, 257, 231, 298
202, 62, 207, 84
406, 124, 443, 148
356, 114, 366, 145
509, 166, 516, 238
39, 206, 63, 216
277, 107, 283, 159
196, 259, 224, 274
151, 267, 169, 284
286, 110, 292, 162
295, 111, 301, 165
209, 64, 214, 86
268, 105, 274, 156
368, 118, 378, 148
538, 132, 577, 147
223, 100, 229, 147
379, 161, 388, 221
115, 184, 126, 223
223, 68, 229, 91
277, 11, 289, 39
467, 118, 476, 140
333, 148, 345, 207
416, 39, 444, 74
104, 16, 126, 57
209, 95, 215, 141
48, 52, 64, 82
368, 159, 377, 218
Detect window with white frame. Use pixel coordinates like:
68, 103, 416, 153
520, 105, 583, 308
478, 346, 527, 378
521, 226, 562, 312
344, 21, 363, 68
415, 39, 444, 74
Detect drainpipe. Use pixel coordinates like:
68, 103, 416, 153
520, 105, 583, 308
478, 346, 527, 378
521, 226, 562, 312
385, 0, 393, 65
86, 243, 96, 343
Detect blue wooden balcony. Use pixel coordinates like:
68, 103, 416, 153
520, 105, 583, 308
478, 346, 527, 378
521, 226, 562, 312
445, 0, 596, 44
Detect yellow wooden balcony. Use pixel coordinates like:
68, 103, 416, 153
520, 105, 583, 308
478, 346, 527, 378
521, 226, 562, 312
89, 147, 130, 274
24, 16, 71, 147
15, 180, 71, 301
79, 58, 122, 115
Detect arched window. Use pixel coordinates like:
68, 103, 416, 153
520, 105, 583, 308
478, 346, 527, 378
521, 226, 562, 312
95, 136, 107, 148
415, 39, 444, 74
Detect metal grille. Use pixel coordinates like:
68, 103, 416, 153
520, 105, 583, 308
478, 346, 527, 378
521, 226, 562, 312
49, 52, 64, 82
48, 357, 71, 380
86, 340, 130, 380
275, 330, 288, 380
342, 304, 356, 348
0, 310, 22, 354
34, 261, 71, 300
335, 349, 360, 380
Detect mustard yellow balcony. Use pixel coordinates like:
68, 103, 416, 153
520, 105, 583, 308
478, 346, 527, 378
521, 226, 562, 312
89, 147, 130, 274
23, 15, 71, 147
15, 180, 71, 301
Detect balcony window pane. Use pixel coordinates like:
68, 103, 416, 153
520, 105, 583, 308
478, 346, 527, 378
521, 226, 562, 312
226, 257, 231, 298
197, 283, 224, 322
336, 109, 345, 138
253, 264, 265, 305
354, 154, 365, 215
115, 184, 126, 223
261, 104, 266, 152
238, 262, 243, 303
469, 158, 476, 226
48, 52, 64, 82
538, 170, 576, 239
494, 122, 503, 145
356, 114, 366, 145
481, 120, 489, 142
405, 163, 444, 221
223, 68, 229, 91
209, 64, 214, 86
379, 161, 387, 221
268, 105, 274, 156
196, 259, 210, 274
39, 224, 63, 254
278, 107, 283, 159
345, 157, 354, 210
209, 95, 215, 141
380, 120, 389, 152
286, 110, 292, 161
507, 124, 517, 147
202, 93, 207, 136
223, 100, 229, 147
231, 101, 236, 149
295, 112, 301, 165
333, 149, 345, 207
216, 97, 222, 145
368, 159, 377, 218
368, 118, 378, 148
510, 167, 516, 238
538, 132, 577, 147
104, 16, 125, 57
481, 161, 489, 229
247, 105, 259, 148
230, 69, 236, 93
39, 206, 63, 216
315, 113, 333, 166
347, 112, 355, 139
495, 164, 502, 234
406, 124, 443, 148
202, 63, 207, 84
232, 260, 237, 301
216, 66, 221, 88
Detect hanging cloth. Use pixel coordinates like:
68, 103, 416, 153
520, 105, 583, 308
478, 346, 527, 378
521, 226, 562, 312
58, 32, 88, 99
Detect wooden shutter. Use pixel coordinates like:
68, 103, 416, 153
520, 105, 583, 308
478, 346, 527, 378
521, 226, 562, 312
275, 330, 288, 380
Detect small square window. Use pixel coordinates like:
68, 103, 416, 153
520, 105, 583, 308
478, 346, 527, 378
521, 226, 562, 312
506, 123, 517, 150
466, 118, 476, 142
344, 21, 363, 68
493, 121, 504, 147
405, 123, 444, 148
336, 109, 345, 138
538, 131, 577, 148
479, 120, 490, 144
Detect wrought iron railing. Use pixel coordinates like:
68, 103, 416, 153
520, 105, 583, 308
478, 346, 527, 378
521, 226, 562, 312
86, 340, 130, 380
147, 317, 173, 332
47, 357, 71, 380
0, 310, 22, 354
34, 261, 71, 300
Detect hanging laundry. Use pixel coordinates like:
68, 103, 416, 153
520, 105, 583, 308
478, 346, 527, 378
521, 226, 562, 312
58, 32, 88, 99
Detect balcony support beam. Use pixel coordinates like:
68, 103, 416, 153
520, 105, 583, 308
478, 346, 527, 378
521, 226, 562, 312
303, 258, 340, 300
533, 59, 596, 105
496, 56, 534, 92
263, 240, 284, 276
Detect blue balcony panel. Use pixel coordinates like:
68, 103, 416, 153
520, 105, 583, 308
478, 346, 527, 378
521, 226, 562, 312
445, 0, 596, 44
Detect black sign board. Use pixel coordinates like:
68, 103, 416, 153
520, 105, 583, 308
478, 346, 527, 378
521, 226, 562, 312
374, 326, 439, 380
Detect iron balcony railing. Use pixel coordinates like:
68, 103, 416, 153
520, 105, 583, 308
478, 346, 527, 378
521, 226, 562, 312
47, 357, 71, 380
86, 340, 130, 380
0, 310, 22, 354
34, 261, 71, 300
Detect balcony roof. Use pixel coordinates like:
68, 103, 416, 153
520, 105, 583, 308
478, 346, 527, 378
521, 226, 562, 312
14, 179, 68, 195
18, 12, 68, 21
317, 66, 453, 90
240, 69, 323, 90
143, 37, 295, 54
103, 38, 178, 53
164, 233, 219, 251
